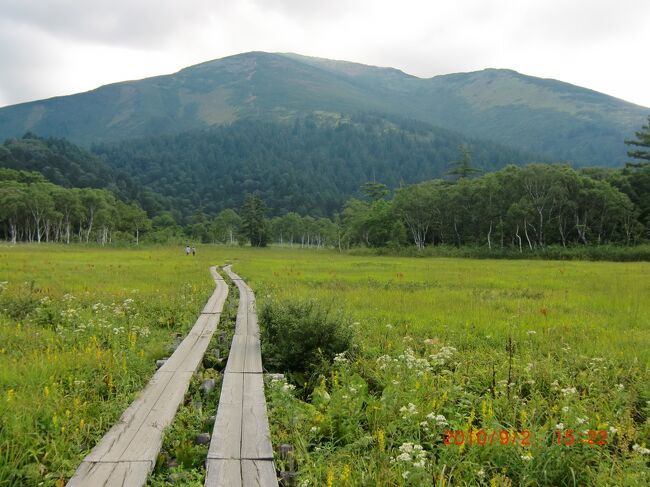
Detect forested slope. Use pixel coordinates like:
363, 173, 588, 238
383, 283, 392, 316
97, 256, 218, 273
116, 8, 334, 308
92, 114, 537, 217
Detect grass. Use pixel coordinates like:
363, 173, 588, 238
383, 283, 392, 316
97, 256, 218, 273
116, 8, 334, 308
0, 245, 216, 486
1, 244, 649, 486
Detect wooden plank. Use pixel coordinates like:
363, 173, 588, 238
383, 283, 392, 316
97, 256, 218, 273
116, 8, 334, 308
207, 267, 278, 486
242, 460, 277, 486
70, 267, 228, 486
203, 277, 228, 314
207, 398, 242, 459
205, 459, 242, 487
84, 371, 174, 462
241, 403, 274, 460
224, 336, 262, 373
225, 335, 246, 373
218, 372, 244, 405
243, 336, 263, 373
242, 373, 266, 405
160, 314, 210, 372
67, 461, 151, 487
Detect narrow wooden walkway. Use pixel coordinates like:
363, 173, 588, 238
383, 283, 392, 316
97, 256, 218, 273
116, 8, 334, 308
67, 267, 228, 487
205, 266, 278, 487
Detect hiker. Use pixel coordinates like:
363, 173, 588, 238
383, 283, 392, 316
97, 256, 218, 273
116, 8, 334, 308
185, 245, 190, 256
192, 246, 196, 256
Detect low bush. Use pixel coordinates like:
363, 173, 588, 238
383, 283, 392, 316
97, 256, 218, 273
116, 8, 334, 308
260, 299, 354, 385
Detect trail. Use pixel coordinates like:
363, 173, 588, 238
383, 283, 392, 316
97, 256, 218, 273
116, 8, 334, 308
67, 267, 228, 486
205, 265, 277, 486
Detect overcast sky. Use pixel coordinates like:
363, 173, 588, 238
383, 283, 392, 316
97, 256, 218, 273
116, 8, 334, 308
1, 0, 649, 108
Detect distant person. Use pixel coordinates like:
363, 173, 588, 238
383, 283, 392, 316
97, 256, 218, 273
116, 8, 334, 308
185, 245, 191, 256
192, 246, 196, 256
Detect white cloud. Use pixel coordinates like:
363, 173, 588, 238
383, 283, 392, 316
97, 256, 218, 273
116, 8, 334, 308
0, 0, 649, 107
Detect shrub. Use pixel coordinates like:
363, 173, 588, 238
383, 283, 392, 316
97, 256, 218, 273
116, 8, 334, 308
260, 299, 354, 378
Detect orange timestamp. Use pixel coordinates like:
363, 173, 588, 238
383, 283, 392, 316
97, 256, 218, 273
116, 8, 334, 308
554, 429, 607, 445
442, 429, 609, 447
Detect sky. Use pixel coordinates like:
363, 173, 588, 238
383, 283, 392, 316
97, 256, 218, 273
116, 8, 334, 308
1, 0, 649, 108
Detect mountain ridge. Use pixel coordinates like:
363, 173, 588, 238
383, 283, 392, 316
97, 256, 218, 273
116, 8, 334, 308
0, 51, 647, 166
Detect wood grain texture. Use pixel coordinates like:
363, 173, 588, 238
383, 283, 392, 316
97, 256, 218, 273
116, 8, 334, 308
68, 267, 228, 487
67, 461, 151, 487
205, 460, 276, 487
206, 267, 277, 486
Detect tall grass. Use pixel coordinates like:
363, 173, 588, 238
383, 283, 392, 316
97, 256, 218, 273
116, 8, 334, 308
1, 245, 648, 486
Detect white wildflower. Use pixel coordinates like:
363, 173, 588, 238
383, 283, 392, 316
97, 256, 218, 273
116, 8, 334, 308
396, 452, 412, 462
556, 423, 564, 430
333, 352, 348, 364
632, 444, 650, 455
400, 403, 418, 418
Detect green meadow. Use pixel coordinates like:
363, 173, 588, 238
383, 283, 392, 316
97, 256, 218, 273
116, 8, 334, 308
1, 245, 649, 486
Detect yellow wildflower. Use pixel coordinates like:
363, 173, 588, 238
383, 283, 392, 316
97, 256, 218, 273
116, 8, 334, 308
377, 429, 385, 452
6, 389, 15, 402
340, 464, 351, 482
327, 466, 334, 487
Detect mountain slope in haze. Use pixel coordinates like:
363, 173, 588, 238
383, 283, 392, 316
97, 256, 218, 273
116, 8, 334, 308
91, 114, 538, 218
0, 51, 647, 166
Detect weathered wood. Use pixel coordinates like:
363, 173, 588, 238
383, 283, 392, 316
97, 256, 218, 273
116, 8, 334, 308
225, 336, 262, 373
241, 403, 274, 460
205, 460, 276, 487
68, 267, 228, 487
68, 461, 151, 487
206, 267, 277, 486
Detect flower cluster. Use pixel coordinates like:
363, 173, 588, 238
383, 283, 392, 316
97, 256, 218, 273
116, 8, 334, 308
391, 442, 427, 474
399, 403, 418, 418
429, 346, 457, 366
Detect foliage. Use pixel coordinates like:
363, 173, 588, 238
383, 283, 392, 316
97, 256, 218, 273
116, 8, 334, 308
625, 114, 650, 165
0, 52, 646, 166
0, 246, 216, 486
239, 193, 269, 247
91, 115, 534, 219
0, 168, 152, 244
233, 248, 650, 487
260, 299, 354, 381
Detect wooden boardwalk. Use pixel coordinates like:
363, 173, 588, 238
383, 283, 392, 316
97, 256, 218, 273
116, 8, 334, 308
67, 267, 228, 487
205, 266, 278, 487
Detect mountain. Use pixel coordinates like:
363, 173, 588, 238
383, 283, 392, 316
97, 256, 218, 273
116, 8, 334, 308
91, 114, 536, 218
0, 134, 170, 214
0, 51, 647, 166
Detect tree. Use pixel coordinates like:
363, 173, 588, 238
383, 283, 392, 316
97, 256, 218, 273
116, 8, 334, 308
240, 193, 269, 247
118, 201, 150, 244
0, 181, 26, 244
446, 144, 482, 181
394, 180, 444, 250
360, 182, 389, 201
211, 209, 241, 244
625, 115, 650, 166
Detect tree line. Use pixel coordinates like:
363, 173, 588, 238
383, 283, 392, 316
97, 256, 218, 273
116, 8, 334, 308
0, 169, 149, 244
2, 115, 649, 251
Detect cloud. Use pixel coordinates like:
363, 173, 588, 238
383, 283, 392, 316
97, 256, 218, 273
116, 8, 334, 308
0, 0, 649, 107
